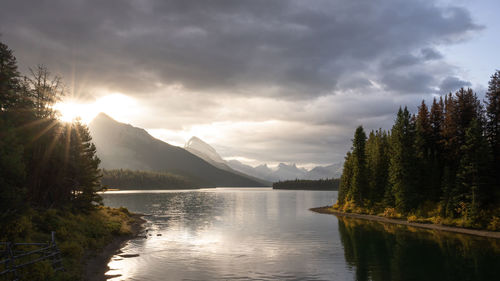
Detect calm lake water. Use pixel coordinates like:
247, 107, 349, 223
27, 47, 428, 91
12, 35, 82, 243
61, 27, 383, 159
102, 188, 499, 281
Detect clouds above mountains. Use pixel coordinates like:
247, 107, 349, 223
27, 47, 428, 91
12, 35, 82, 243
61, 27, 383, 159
0, 0, 484, 166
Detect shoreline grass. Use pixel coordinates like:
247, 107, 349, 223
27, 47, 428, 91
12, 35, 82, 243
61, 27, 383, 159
0, 206, 143, 281
310, 206, 500, 239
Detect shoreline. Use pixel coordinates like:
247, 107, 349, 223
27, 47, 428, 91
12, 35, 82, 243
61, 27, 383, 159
84, 213, 146, 281
310, 206, 500, 239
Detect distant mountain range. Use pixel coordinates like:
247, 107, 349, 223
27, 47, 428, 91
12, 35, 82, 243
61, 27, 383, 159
88, 113, 267, 187
184, 136, 342, 182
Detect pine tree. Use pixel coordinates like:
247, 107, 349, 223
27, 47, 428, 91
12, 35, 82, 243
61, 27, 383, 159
351, 126, 368, 206
429, 97, 445, 202
456, 119, 492, 220
69, 120, 102, 209
338, 151, 354, 206
0, 117, 26, 225
415, 100, 434, 201
366, 129, 390, 207
389, 107, 419, 213
441, 89, 484, 217
485, 70, 500, 205
0, 41, 22, 111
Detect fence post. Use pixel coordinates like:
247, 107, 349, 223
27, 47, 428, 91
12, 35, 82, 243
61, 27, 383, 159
6, 242, 18, 280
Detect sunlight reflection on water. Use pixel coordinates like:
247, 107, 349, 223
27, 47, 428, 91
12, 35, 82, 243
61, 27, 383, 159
101, 189, 500, 281
102, 189, 345, 281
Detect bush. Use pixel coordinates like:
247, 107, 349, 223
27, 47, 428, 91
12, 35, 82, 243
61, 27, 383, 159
487, 216, 500, 231
383, 207, 400, 218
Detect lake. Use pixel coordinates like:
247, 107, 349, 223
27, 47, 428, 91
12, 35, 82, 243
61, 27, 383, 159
102, 188, 499, 281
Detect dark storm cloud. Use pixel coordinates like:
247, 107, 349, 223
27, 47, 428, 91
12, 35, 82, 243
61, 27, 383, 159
0, 0, 480, 99
439, 76, 473, 94
421, 48, 443, 61
381, 72, 436, 94
0, 0, 483, 166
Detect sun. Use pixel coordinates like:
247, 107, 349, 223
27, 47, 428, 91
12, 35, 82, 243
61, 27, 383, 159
53, 101, 98, 124
53, 93, 139, 124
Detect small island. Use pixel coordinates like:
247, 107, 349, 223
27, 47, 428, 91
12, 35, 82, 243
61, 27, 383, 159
273, 179, 339, 190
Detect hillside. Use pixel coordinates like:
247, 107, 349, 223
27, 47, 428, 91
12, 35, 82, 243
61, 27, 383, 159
88, 113, 267, 187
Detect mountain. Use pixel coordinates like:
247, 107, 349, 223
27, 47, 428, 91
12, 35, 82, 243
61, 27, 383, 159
227, 160, 276, 181
88, 113, 267, 187
304, 163, 343, 180
184, 136, 271, 186
227, 160, 342, 182
274, 163, 308, 180
185, 136, 231, 171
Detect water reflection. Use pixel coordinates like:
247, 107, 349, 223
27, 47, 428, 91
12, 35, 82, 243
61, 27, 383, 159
337, 216, 500, 281
102, 189, 346, 281
101, 189, 498, 281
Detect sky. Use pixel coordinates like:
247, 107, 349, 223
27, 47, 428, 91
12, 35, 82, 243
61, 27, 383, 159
1, 0, 498, 169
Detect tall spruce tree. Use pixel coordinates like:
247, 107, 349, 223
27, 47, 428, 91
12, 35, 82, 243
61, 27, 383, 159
389, 107, 419, 213
415, 100, 434, 201
456, 119, 492, 220
351, 126, 368, 206
442, 89, 484, 217
0, 41, 22, 111
366, 129, 390, 206
485, 70, 500, 205
429, 97, 445, 202
69, 120, 102, 209
0, 41, 26, 226
338, 151, 354, 205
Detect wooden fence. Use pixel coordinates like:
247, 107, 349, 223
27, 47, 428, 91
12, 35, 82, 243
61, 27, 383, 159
0, 232, 63, 280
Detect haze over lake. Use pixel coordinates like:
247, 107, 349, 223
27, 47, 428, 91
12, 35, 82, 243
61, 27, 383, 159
102, 189, 499, 281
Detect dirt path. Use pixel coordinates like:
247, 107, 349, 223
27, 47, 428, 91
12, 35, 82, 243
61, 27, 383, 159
84, 214, 146, 281
310, 206, 500, 239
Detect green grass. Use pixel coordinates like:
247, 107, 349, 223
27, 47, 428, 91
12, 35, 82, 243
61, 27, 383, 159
0, 206, 138, 281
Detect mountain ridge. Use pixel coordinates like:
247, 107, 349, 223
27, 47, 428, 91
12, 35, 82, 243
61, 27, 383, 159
180, 134, 343, 182
88, 113, 268, 187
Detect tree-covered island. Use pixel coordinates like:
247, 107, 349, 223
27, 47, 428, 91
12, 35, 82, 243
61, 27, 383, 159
273, 179, 339, 190
332, 71, 500, 231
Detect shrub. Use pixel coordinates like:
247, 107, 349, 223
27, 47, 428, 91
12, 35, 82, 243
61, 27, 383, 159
383, 207, 400, 218
487, 216, 500, 231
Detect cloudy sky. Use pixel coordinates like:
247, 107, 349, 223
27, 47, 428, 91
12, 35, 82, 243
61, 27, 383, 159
1, 0, 498, 169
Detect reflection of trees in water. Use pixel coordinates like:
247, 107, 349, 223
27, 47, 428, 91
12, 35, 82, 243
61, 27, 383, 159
104, 192, 227, 232
337, 216, 500, 281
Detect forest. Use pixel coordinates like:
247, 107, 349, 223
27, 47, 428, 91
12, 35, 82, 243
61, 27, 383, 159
0, 41, 136, 280
273, 179, 339, 190
0, 40, 102, 225
102, 169, 198, 190
336, 71, 500, 230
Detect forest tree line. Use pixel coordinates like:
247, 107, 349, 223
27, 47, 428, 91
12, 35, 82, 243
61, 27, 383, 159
273, 178, 339, 190
102, 169, 198, 190
336, 71, 500, 230
0, 41, 102, 233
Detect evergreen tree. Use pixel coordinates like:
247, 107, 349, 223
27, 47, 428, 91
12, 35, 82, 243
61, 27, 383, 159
456, 119, 492, 220
485, 70, 500, 205
429, 97, 445, 202
0, 41, 26, 226
0, 117, 26, 225
68, 120, 102, 209
0, 41, 22, 111
366, 129, 390, 206
351, 126, 368, 206
441, 89, 484, 216
415, 100, 434, 201
338, 152, 354, 205
389, 107, 418, 213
